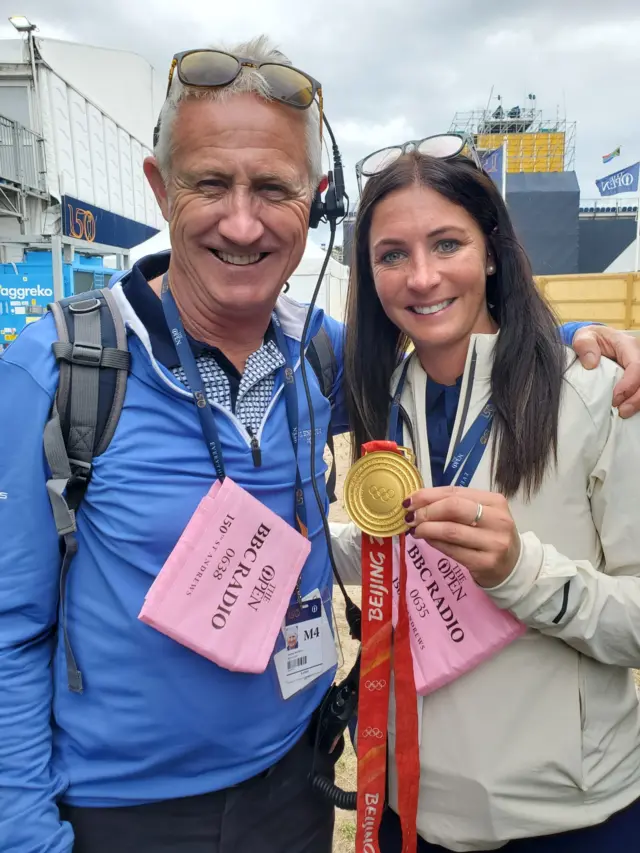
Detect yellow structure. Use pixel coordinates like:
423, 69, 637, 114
476, 132, 565, 173
537, 273, 640, 330
450, 106, 576, 174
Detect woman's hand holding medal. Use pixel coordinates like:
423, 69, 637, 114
403, 486, 521, 589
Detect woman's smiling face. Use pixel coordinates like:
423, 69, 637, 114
369, 183, 496, 358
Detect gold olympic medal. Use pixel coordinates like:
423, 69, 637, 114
343, 449, 424, 538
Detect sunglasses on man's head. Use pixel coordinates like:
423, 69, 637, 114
355, 133, 482, 192
153, 49, 323, 147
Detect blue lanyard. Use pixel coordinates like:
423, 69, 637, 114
387, 357, 411, 447
160, 275, 308, 537
387, 356, 494, 488
270, 313, 309, 538
161, 277, 227, 482
441, 402, 493, 488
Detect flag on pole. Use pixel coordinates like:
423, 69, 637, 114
480, 143, 508, 199
602, 147, 621, 164
595, 162, 640, 196
481, 146, 504, 183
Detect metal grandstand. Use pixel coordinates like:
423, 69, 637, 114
578, 198, 639, 218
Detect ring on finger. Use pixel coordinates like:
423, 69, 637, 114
470, 502, 483, 527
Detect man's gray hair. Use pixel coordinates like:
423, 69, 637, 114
154, 35, 323, 191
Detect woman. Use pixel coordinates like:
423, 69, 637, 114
331, 148, 640, 851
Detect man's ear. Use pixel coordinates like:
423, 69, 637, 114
144, 156, 170, 222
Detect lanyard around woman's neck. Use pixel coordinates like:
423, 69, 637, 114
387, 354, 495, 488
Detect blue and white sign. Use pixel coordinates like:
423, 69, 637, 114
595, 162, 639, 197
480, 146, 505, 193
62, 195, 160, 249
481, 146, 503, 178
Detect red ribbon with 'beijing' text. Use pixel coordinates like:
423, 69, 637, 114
356, 441, 420, 853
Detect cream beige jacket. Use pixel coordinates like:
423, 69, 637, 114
331, 334, 640, 851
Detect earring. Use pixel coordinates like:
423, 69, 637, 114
487, 263, 495, 275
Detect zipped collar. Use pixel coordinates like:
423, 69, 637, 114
448, 334, 496, 459
111, 258, 326, 452
392, 334, 497, 403
394, 334, 498, 481
112, 252, 325, 380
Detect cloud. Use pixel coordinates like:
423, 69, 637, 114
1, 0, 639, 213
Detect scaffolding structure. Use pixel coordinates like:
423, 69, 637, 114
450, 105, 576, 174
0, 111, 48, 232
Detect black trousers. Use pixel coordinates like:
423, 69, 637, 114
60, 731, 337, 853
378, 795, 640, 852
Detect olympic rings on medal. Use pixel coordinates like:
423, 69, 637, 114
368, 484, 396, 502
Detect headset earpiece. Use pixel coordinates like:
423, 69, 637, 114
309, 189, 324, 229
309, 170, 343, 230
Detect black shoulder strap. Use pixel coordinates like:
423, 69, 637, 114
307, 325, 337, 402
44, 288, 130, 693
307, 325, 338, 504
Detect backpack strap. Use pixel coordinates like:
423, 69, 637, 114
44, 288, 130, 692
308, 325, 338, 402
307, 325, 338, 504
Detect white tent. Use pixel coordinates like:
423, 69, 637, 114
285, 240, 349, 321
130, 228, 171, 262
129, 231, 349, 321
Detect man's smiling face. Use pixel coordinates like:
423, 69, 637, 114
147, 92, 313, 317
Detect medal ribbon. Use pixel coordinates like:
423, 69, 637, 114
356, 440, 419, 853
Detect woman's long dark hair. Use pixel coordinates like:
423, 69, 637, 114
344, 152, 565, 499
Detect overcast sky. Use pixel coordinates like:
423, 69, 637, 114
2, 0, 639, 238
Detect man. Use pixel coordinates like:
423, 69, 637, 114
0, 34, 639, 853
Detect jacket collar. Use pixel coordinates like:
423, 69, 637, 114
112, 251, 324, 364
391, 333, 498, 390
393, 333, 498, 483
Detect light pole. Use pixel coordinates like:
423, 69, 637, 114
8, 16, 40, 133
8, 15, 36, 33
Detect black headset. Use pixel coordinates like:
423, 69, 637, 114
309, 116, 347, 229
294, 114, 359, 812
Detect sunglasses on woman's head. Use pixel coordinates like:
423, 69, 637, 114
355, 133, 482, 192
153, 49, 323, 147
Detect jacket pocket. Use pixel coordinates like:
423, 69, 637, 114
578, 653, 588, 731
577, 653, 589, 791
578, 654, 639, 793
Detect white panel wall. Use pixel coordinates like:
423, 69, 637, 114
142, 146, 159, 227
87, 103, 110, 211
36, 38, 164, 149
131, 139, 146, 224
118, 129, 135, 220
37, 69, 60, 200
47, 69, 77, 198
104, 116, 123, 216
68, 88, 94, 204
34, 64, 160, 232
